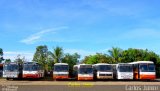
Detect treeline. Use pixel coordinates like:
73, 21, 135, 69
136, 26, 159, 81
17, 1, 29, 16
82, 47, 160, 65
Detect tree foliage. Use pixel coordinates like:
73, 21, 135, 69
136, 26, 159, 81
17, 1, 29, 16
108, 47, 123, 63
62, 53, 80, 76
83, 47, 160, 65
0, 48, 4, 63
5, 59, 11, 63
33, 45, 48, 70
82, 53, 112, 64
46, 51, 54, 71
14, 54, 25, 64
52, 46, 63, 63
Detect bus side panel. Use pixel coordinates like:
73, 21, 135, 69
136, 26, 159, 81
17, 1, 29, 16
139, 72, 156, 80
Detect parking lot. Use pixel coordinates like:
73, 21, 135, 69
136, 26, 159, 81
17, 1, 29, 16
1, 79, 160, 91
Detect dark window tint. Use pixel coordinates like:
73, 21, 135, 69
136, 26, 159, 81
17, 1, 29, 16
54, 65, 69, 72
119, 65, 133, 72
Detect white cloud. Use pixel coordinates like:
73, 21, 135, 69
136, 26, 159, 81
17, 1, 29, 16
3, 51, 34, 61
20, 26, 68, 44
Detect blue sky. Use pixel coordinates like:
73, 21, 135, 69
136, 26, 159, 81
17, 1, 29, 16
1, 0, 160, 61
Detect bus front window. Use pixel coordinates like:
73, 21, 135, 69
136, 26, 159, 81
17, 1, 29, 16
32, 65, 39, 71
4, 64, 18, 71
24, 64, 39, 71
99, 65, 112, 72
54, 65, 68, 72
79, 68, 93, 74
24, 65, 31, 71
119, 66, 133, 72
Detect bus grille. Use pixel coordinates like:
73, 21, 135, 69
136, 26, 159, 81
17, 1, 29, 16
57, 74, 68, 76
99, 74, 112, 76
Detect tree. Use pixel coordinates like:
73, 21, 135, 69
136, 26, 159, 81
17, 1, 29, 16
33, 45, 48, 71
62, 53, 80, 76
82, 53, 112, 64
5, 59, 11, 63
0, 48, 4, 63
120, 48, 160, 63
14, 54, 25, 64
108, 47, 123, 63
46, 51, 54, 71
52, 46, 63, 63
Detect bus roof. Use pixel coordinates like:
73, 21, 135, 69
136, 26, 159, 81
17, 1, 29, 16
23, 62, 38, 64
117, 63, 132, 66
93, 63, 110, 66
54, 63, 68, 65
79, 64, 92, 66
118, 63, 130, 64
74, 64, 92, 68
4, 62, 19, 65
129, 61, 154, 64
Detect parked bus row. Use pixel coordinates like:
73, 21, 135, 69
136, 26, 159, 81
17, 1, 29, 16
2, 61, 156, 81
3, 62, 44, 80
53, 61, 156, 81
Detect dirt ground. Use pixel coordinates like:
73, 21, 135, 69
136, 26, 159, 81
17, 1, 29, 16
0, 79, 160, 86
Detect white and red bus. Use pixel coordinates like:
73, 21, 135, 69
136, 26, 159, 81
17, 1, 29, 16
93, 63, 113, 80
22, 62, 44, 79
73, 64, 93, 80
53, 63, 69, 80
129, 61, 156, 80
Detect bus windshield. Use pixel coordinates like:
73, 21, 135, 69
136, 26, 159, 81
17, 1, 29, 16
4, 64, 19, 71
23, 64, 39, 71
98, 65, 112, 71
119, 65, 133, 72
140, 64, 155, 72
79, 67, 93, 74
54, 65, 68, 72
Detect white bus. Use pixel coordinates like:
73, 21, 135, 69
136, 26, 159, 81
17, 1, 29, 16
116, 63, 133, 80
22, 62, 44, 79
129, 61, 156, 80
73, 64, 93, 80
3, 62, 22, 80
93, 63, 113, 80
53, 63, 69, 80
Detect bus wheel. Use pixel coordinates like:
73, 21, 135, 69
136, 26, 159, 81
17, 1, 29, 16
6, 78, 10, 80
